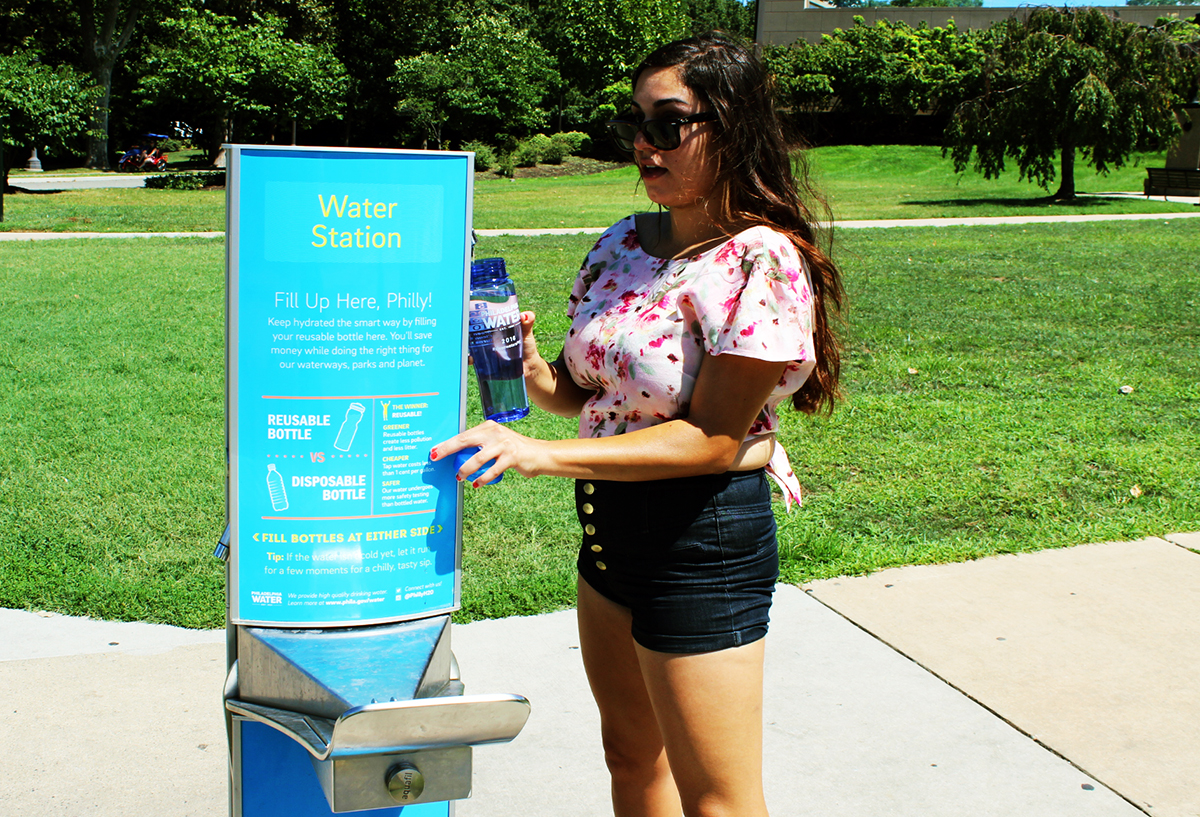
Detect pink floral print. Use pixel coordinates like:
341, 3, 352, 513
563, 216, 816, 443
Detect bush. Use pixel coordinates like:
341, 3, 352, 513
541, 140, 568, 165
197, 170, 226, 187
160, 138, 183, 152
143, 171, 225, 190
513, 133, 552, 167
144, 173, 202, 190
462, 140, 497, 172
551, 131, 591, 155
497, 152, 516, 178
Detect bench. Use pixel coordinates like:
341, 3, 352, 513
1144, 167, 1200, 202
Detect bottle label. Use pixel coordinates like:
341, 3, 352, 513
468, 293, 529, 421
468, 296, 522, 369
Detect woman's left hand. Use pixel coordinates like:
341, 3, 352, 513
431, 420, 545, 487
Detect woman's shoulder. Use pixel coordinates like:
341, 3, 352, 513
727, 223, 799, 258
590, 215, 641, 252
699, 224, 802, 275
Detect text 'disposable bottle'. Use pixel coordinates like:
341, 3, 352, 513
469, 257, 529, 423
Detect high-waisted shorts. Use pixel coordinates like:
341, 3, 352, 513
575, 468, 779, 654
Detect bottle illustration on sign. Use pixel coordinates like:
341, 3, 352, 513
266, 464, 289, 511
334, 402, 366, 451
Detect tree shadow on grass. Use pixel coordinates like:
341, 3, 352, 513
901, 195, 1127, 210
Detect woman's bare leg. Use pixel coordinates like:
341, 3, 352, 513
635, 639, 769, 817
577, 575, 683, 817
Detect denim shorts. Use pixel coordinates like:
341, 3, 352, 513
575, 469, 779, 654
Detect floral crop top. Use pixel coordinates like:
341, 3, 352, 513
562, 216, 816, 506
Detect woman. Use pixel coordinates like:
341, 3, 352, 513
432, 32, 844, 817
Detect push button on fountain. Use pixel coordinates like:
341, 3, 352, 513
387, 763, 426, 803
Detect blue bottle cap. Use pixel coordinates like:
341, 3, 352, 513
452, 446, 502, 485
470, 257, 507, 288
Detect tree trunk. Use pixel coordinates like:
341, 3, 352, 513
86, 63, 114, 169
81, 0, 142, 171
1054, 142, 1076, 200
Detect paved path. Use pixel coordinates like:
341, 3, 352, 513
8, 173, 155, 191
3, 208, 1200, 243
2, 533, 1197, 816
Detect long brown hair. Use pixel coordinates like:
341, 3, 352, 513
634, 32, 844, 415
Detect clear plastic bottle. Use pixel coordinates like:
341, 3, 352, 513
266, 464, 289, 512
469, 258, 530, 423
334, 402, 365, 451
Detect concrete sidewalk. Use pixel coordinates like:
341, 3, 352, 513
3, 206, 1200, 243
2, 534, 1196, 816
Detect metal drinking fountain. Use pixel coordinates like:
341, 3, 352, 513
222, 144, 528, 816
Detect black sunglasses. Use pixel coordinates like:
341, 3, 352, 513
605, 112, 719, 154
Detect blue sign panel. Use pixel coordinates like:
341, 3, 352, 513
227, 146, 471, 625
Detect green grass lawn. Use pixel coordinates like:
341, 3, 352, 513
2, 222, 1196, 627
2, 146, 1194, 234
0, 188, 226, 233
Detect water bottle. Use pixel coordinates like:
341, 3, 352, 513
334, 402, 365, 451
469, 258, 530, 423
266, 464, 289, 512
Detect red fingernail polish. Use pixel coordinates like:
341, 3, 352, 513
430, 450, 438, 460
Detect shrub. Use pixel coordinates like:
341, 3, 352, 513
541, 140, 568, 165
144, 173, 202, 190
551, 131, 591, 155
462, 140, 497, 172
143, 171, 225, 190
197, 170, 226, 187
160, 138, 183, 152
513, 133, 552, 167
497, 152, 516, 178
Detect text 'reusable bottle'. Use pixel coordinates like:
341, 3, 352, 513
334, 402, 365, 451
469, 258, 530, 423
266, 464, 289, 512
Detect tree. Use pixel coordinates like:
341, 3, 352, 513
766, 18, 986, 118
944, 8, 1200, 199
684, 0, 757, 39
139, 8, 348, 160
0, 51, 96, 218
328, 0, 461, 146
533, 0, 689, 130
392, 13, 558, 148
79, 0, 147, 169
